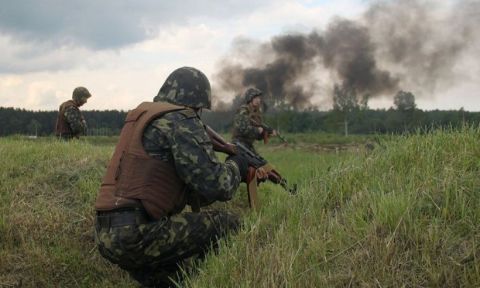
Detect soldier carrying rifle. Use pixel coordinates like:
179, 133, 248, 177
230, 88, 295, 208
231, 87, 280, 154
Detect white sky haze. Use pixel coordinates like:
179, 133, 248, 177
0, 0, 478, 111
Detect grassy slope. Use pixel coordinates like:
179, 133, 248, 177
188, 127, 480, 287
0, 137, 134, 287
0, 129, 479, 287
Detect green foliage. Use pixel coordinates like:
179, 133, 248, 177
0, 137, 134, 287
333, 84, 368, 112
1, 128, 479, 287
2, 106, 479, 136
394, 90, 416, 111
188, 126, 480, 287
0, 107, 126, 136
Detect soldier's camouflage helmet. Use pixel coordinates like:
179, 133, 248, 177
244, 87, 262, 103
72, 87, 91, 102
154, 67, 211, 109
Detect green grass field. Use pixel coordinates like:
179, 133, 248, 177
1, 128, 479, 287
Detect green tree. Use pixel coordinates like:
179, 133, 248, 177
27, 119, 41, 136
394, 90, 416, 111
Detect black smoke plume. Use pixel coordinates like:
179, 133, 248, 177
213, 0, 480, 110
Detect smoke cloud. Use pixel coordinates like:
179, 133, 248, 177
213, 0, 480, 110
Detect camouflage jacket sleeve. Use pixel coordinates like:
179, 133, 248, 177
146, 111, 241, 202
64, 106, 87, 135
233, 106, 261, 140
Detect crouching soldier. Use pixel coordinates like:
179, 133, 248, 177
94, 67, 248, 287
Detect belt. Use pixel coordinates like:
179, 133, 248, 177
96, 208, 150, 228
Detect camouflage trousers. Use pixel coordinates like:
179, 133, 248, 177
95, 210, 240, 287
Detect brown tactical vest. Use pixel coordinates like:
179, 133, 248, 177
95, 102, 188, 220
55, 100, 77, 136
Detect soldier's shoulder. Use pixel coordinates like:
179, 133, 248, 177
64, 100, 76, 105
176, 109, 197, 119
60, 100, 73, 108
64, 104, 80, 113
237, 105, 250, 114
164, 109, 197, 121
150, 109, 199, 130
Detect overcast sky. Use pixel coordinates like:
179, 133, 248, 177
0, 0, 479, 111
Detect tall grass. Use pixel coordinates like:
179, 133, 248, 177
0, 137, 134, 287
1, 128, 479, 287
187, 127, 480, 287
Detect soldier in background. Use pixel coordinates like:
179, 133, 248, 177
55, 86, 91, 139
94, 67, 248, 287
231, 87, 277, 154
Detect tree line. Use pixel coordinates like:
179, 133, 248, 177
1, 106, 478, 137
0, 108, 126, 136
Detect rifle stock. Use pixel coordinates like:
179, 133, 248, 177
246, 167, 259, 210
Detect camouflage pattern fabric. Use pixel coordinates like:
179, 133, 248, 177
231, 104, 263, 152
64, 105, 87, 136
143, 109, 241, 201
96, 108, 241, 286
96, 210, 240, 287
243, 87, 262, 103
72, 86, 91, 102
153, 67, 211, 109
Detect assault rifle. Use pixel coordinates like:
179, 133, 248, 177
205, 125, 297, 210
250, 119, 287, 144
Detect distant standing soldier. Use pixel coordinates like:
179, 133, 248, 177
94, 67, 248, 287
231, 87, 277, 154
55, 86, 91, 139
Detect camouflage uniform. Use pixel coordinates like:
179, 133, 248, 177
63, 105, 87, 135
231, 88, 265, 153
95, 67, 244, 287
55, 87, 90, 139
142, 111, 240, 201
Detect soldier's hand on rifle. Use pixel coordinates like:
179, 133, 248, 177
257, 126, 264, 135
255, 167, 269, 181
227, 154, 249, 182
271, 129, 277, 136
